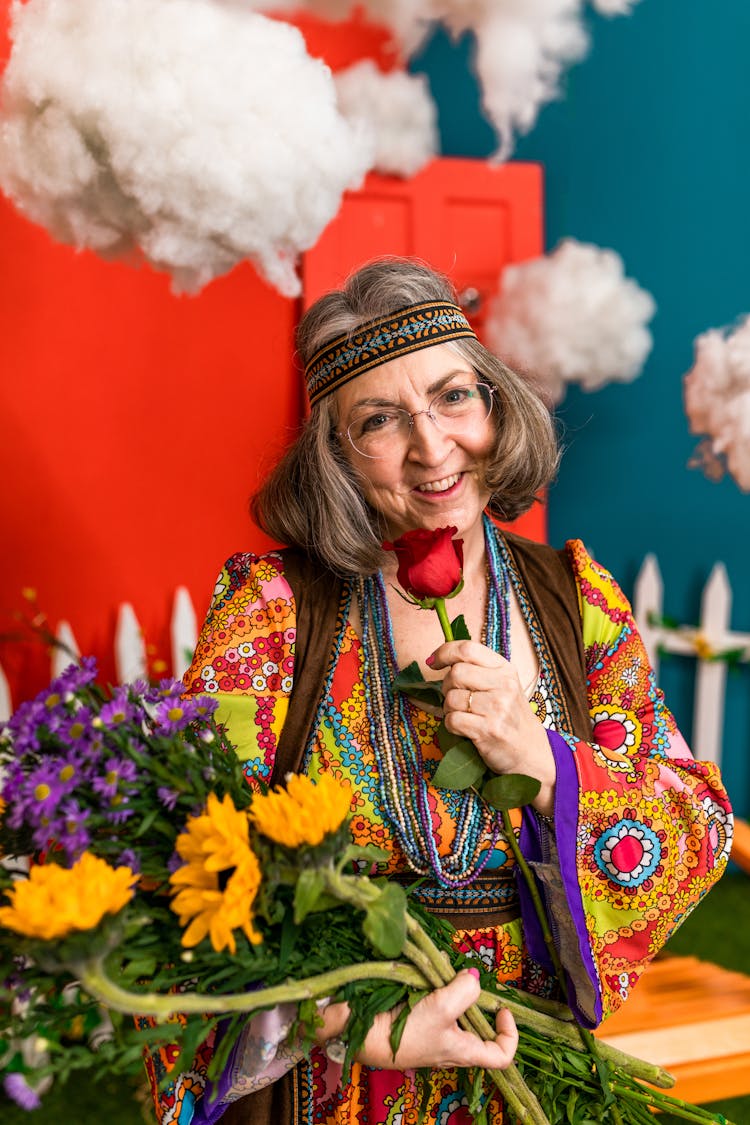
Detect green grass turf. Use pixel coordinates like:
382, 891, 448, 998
2, 872, 748, 1123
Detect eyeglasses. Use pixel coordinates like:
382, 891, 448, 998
342, 383, 496, 460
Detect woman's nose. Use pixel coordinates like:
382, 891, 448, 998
406, 411, 454, 463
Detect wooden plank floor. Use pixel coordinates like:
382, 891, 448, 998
595, 955, 750, 1104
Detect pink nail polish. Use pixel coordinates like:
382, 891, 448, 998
426, 653, 435, 667
467, 967, 480, 980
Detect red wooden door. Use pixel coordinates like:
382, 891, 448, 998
302, 158, 547, 542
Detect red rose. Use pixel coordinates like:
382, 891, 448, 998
383, 526, 464, 601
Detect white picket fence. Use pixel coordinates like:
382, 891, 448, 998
633, 556, 750, 768
1, 558, 749, 771
0, 586, 198, 723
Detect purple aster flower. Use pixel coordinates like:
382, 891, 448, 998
49, 754, 83, 799
1, 762, 26, 810
54, 655, 98, 695
167, 851, 183, 874
107, 804, 136, 825
117, 848, 141, 873
92, 757, 137, 799
3, 703, 43, 752
152, 695, 206, 734
57, 707, 96, 748
156, 677, 186, 699
18, 762, 66, 826
157, 786, 179, 811
194, 694, 218, 718
53, 799, 92, 860
4, 1072, 42, 1110
99, 687, 138, 727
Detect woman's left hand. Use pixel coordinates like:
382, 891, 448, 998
430, 639, 556, 816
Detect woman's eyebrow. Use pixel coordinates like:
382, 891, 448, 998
425, 369, 476, 395
349, 370, 475, 411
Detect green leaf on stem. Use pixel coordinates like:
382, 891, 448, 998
436, 722, 476, 756
481, 773, 542, 810
431, 742, 487, 791
388, 988, 427, 1059
174, 1015, 220, 1083
294, 868, 326, 924
362, 882, 407, 957
118, 957, 157, 984
564, 1088, 578, 1124
392, 661, 445, 707
278, 905, 298, 971
450, 614, 472, 640
468, 1066, 487, 1116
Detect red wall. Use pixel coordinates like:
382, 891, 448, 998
0, 8, 544, 708
0, 7, 403, 703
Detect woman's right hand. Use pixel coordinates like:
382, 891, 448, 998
316, 969, 518, 1072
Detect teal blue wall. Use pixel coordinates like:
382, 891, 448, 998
412, 2, 750, 817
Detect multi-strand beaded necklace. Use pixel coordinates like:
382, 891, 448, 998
354, 514, 513, 888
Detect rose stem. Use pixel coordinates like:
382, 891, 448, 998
434, 598, 454, 642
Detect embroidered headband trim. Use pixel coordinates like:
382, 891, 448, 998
304, 300, 477, 406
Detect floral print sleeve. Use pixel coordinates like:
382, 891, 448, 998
183, 552, 296, 789
519, 540, 733, 1028
144, 552, 299, 1125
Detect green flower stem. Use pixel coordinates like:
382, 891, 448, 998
434, 597, 454, 642
403, 918, 551, 1125
611, 1081, 736, 1125
74, 956, 426, 1020
477, 990, 674, 1089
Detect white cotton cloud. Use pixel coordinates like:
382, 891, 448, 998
467, 1, 588, 159
589, 0, 642, 15
0, 0, 373, 296
250, 0, 639, 160
484, 239, 656, 405
334, 61, 438, 177
684, 318, 750, 492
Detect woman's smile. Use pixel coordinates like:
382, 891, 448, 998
413, 472, 463, 495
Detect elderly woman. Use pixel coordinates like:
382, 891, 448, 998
147, 257, 732, 1125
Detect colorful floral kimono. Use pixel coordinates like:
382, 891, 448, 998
145, 536, 732, 1125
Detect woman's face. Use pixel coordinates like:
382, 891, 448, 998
336, 342, 495, 543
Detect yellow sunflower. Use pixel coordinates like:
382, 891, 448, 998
250, 773, 352, 849
169, 792, 262, 953
0, 852, 136, 940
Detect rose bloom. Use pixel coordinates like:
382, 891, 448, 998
383, 526, 464, 600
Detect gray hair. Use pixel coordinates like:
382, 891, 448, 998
251, 257, 560, 576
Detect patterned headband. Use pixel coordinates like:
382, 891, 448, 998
304, 300, 477, 407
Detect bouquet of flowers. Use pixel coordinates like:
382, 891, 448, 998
0, 628, 734, 1123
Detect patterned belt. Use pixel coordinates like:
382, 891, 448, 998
390, 870, 520, 930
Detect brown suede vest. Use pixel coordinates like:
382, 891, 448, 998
220, 532, 592, 1125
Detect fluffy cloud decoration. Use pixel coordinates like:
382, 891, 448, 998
484, 239, 656, 405
683, 318, 750, 492
589, 0, 641, 13
334, 61, 438, 177
0, 0, 373, 296
244, 0, 642, 159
